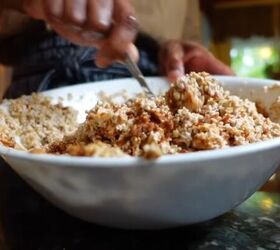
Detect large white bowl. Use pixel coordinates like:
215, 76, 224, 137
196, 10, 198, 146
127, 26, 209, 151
1, 76, 280, 229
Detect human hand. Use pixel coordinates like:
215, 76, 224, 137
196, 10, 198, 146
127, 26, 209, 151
159, 40, 234, 82
22, 0, 139, 67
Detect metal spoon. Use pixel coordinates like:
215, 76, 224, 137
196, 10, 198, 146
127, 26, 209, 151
124, 53, 154, 96
81, 30, 154, 96
46, 23, 153, 95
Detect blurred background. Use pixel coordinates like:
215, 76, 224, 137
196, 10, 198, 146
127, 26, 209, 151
201, 0, 280, 79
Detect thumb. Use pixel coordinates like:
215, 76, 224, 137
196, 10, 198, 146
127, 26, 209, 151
160, 41, 185, 82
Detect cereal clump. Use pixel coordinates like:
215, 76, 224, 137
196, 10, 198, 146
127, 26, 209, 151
0, 94, 78, 150
47, 72, 280, 159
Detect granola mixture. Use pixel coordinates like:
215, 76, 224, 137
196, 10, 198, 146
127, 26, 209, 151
0, 94, 78, 150
47, 72, 280, 159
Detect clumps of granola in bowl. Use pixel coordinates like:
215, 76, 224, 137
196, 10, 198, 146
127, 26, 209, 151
0, 94, 78, 150
47, 72, 280, 159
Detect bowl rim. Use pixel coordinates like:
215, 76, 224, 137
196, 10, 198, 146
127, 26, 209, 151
1, 137, 280, 168
1, 75, 280, 168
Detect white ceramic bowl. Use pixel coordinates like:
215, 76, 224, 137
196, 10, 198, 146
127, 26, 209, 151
1, 76, 280, 229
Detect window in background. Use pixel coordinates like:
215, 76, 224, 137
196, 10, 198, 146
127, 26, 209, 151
231, 37, 280, 79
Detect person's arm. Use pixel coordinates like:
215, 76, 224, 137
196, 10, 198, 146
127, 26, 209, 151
1, 0, 139, 66
159, 40, 234, 82
158, 0, 233, 81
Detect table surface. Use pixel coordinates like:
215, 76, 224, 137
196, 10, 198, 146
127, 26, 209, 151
0, 161, 280, 250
